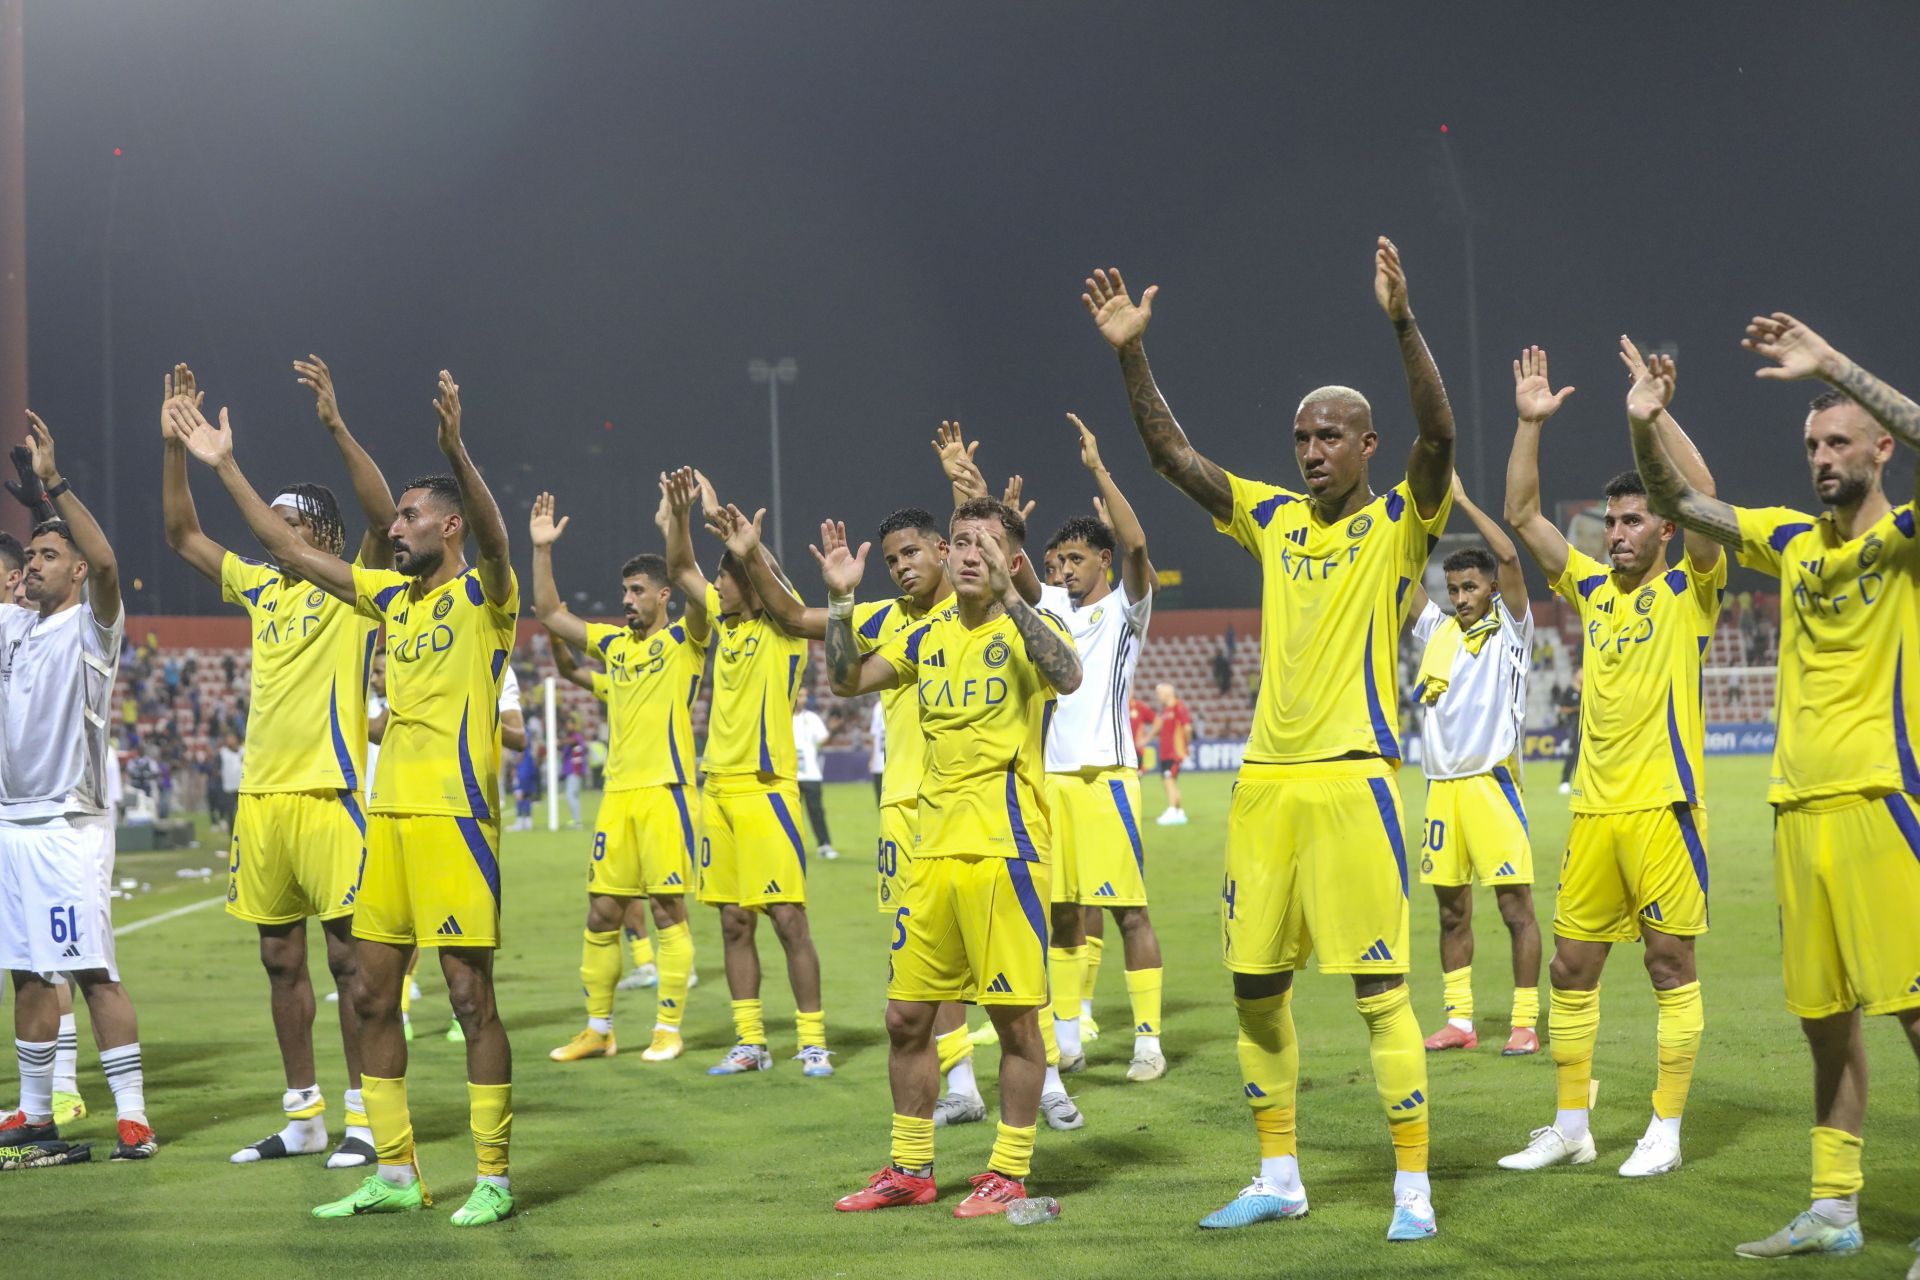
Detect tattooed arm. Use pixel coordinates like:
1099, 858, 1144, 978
1627, 355, 1742, 551
816, 518, 899, 696
980, 534, 1081, 693
1082, 268, 1234, 523
1745, 311, 1920, 501
1375, 237, 1454, 517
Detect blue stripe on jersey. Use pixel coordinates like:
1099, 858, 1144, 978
1882, 793, 1920, 865
1006, 858, 1049, 950
1665, 686, 1698, 806
904, 624, 929, 662
464, 573, 485, 606
671, 785, 696, 857
1040, 699, 1056, 751
858, 603, 892, 641
1109, 778, 1144, 876
1491, 764, 1528, 834
768, 791, 806, 874
1673, 804, 1708, 896
1576, 574, 1607, 600
1385, 490, 1406, 522
788, 654, 801, 698
327, 677, 359, 792
360, 631, 377, 698
669, 623, 685, 644
457, 700, 492, 821
337, 787, 368, 838
1664, 567, 1687, 594
1005, 762, 1038, 860
491, 647, 507, 686
1769, 521, 1815, 552
373, 583, 406, 611
1897, 508, 1917, 539
1367, 777, 1409, 898
597, 631, 615, 654
455, 815, 501, 903
1895, 649, 1920, 794
1362, 618, 1399, 758
757, 701, 773, 774
668, 723, 686, 784
1249, 492, 1292, 529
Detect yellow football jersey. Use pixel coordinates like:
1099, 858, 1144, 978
1551, 546, 1726, 813
854, 594, 953, 807
877, 604, 1074, 859
584, 620, 706, 791
1734, 503, 1920, 805
222, 554, 377, 793
352, 564, 519, 818
1215, 473, 1452, 764
703, 584, 810, 779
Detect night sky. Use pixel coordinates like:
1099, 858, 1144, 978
20, 1, 1920, 612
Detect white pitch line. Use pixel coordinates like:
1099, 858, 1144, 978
114, 895, 224, 936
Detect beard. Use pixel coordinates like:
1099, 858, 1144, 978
1821, 470, 1872, 510
395, 543, 444, 579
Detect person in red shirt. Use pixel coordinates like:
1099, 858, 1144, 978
1152, 682, 1192, 825
1129, 696, 1157, 765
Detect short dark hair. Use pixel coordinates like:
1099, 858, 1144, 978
877, 508, 942, 542
621, 553, 670, 588
1442, 546, 1498, 578
1602, 470, 1647, 501
951, 497, 1026, 547
30, 518, 74, 546
399, 474, 463, 515
715, 549, 749, 587
1046, 515, 1116, 556
275, 482, 346, 556
1809, 388, 1852, 414
0, 531, 23, 573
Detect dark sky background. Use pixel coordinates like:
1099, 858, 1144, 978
21, 1, 1920, 613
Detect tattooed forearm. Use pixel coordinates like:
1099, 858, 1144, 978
1829, 359, 1920, 453
1005, 598, 1082, 694
825, 614, 862, 695
1395, 319, 1456, 447
1117, 342, 1233, 522
1629, 416, 1742, 549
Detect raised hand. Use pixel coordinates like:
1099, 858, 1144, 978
22, 412, 61, 486
1450, 471, 1468, 505
932, 420, 982, 480
529, 491, 570, 548
1743, 312, 1840, 381
1514, 345, 1576, 422
706, 503, 764, 560
1068, 412, 1106, 472
811, 519, 870, 596
976, 527, 1015, 600
1000, 474, 1036, 524
164, 398, 235, 468
1092, 494, 1112, 528
4, 444, 44, 513
1626, 352, 1678, 424
653, 484, 673, 535
691, 469, 723, 522
294, 355, 343, 430
660, 467, 701, 518
433, 370, 461, 455
1082, 267, 1158, 350
1374, 236, 1412, 322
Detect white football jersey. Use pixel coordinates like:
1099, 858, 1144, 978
1413, 596, 1533, 780
1041, 580, 1152, 772
0, 598, 124, 819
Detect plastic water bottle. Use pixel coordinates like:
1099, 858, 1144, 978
1005, 1197, 1061, 1225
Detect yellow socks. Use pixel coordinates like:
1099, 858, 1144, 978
1234, 989, 1298, 1119
936, 1025, 972, 1075
796, 1008, 827, 1051
628, 931, 655, 970
1081, 934, 1105, 1008
731, 998, 766, 1046
1511, 983, 1541, 1031
1441, 965, 1473, 1026
1038, 1000, 1060, 1068
362, 1073, 415, 1168
654, 921, 693, 1030
1810, 1126, 1864, 1199
1125, 967, 1163, 1039
1550, 985, 1601, 1112
1651, 981, 1703, 1120
468, 1082, 512, 1179
988, 1121, 1036, 1180
1357, 984, 1429, 1173
580, 929, 622, 1028
1252, 1099, 1297, 1159
890, 1113, 935, 1171
1047, 945, 1085, 1018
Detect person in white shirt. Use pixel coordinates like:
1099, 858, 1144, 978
792, 685, 837, 860
364, 646, 386, 804
1037, 415, 1167, 1087
0, 413, 156, 1159
867, 698, 885, 807
1409, 476, 1542, 1057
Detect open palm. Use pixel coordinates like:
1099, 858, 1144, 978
1082, 268, 1157, 350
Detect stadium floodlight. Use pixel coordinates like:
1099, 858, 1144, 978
748, 358, 797, 565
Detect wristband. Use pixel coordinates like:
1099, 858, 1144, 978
45, 478, 70, 501
827, 592, 856, 619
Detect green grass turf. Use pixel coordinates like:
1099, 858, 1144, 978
9, 759, 1919, 1279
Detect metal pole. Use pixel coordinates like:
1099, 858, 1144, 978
544, 676, 558, 831
767, 374, 784, 565
1437, 136, 1486, 494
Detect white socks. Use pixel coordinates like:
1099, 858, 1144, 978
1135, 1033, 1162, 1057
14, 1039, 54, 1122
99, 1042, 146, 1122
1042, 1065, 1065, 1095
1648, 1113, 1682, 1142
232, 1086, 330, 1162
947, 1059, 979, 1099
1079, 998, 1094, 1021
1812, 1195, 1857, 1226
589, 1016, 612, 1035
1447, 1017, 1473, 1033
53, 1014, 78, 1094
378, 1162, 416, 1186
1260, 1154, 1303, 1197
1555, 1108, 1590, 1142
479, 1174, 510, 1189
1056, 1016, 1082, 1058
1394, 1170, 1432, 1199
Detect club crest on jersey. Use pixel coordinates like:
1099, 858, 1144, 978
434, 595, 455, 620
1635, 587, 1656, 615
1347, 513, 1373, 538
650, 638, 664, 657
982, 637, 1011, 669
1859, 533, 1883, 569
307, 588, 327, 609
1088, 606, 1104, 627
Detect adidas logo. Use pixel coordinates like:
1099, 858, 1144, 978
661, 998, 677, 1009
1495, 862, 1516, 877
763, 879, 781, 895
59, 944, 80, 959
923, 650, 947, 668
1243, 1082, 1266, 1098
1641, 901, 1664, 923
1286, 527, 1307, 546
341, 886, 357, 907
987, 972, 1014, 995
1094, 882, 1116, 898
1135, 1022, 1153, 1033
1909, 975, 1920, 994
665, 872, 683, 886
436, 915, 464, 937
1390, 1089, 1426, 1112
1360, 939, 1393, 963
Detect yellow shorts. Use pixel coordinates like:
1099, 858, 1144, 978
1420, 768, 1533, 888
1222, 760, 1411, 975
1775, 793, 1920, 1019
697, 774, 807, 910
353, 813, 501, 949
1554, 804, 1708, 943
226, 789, 367, 926
887, 854, 1050, 1005
1046, 768, 1148, 907
588, 785, 697, 897
876, 800, 916, 914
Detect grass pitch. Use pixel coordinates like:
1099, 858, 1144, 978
9, 759, 1919, 1279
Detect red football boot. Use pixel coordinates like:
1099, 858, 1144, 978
953, 1171, 1026, 1219
1501, 1027, 1541, 1056
835, 1165, 937, 1212
1423, 1023, 1478, 1051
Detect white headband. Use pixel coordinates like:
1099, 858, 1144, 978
271, 492, 321, 520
